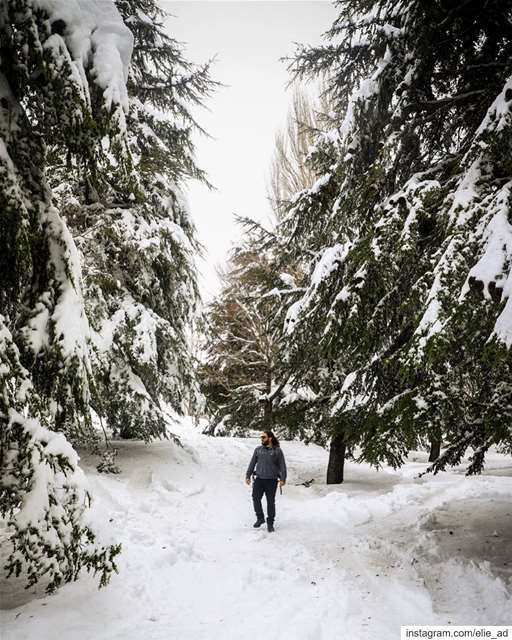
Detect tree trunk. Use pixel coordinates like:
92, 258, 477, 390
326, 431, 346, 484
202, 421, 217, 436
428, 436, 441, 462
202, 414, 222, 436
263, 399, 273, 429
262, 368, 273, 429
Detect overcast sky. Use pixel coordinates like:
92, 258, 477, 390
163, 1, 337, 299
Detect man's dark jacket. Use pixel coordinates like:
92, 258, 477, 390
246, 445, 287, 482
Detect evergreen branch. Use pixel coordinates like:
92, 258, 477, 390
403, 90, 487, 115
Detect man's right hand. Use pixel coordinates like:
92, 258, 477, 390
245, 477, 251, 486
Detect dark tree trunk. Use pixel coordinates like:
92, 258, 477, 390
201, 412, 223, 436
262, 368, 273, 429
428, 436, 441, 462
326, 431, 346, 484
202, 420, 218, 436
263, 399, 273, 429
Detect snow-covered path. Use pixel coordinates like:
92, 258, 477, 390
2, 420, 511, 639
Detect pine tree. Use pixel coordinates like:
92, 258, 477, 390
0, 0, 130, 591
200, 225, 290, 435
49, 0, 216, 443
281, 0, 512, 477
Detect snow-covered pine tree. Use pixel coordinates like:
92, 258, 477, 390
50, 0, 215, 442
282, 0, 512, 477
200, 225, 291, 435
0, 0, 131, 592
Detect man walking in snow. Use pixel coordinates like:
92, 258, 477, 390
245, 430, 287, 532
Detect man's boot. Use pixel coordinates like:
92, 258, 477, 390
266, 518, 274, 532
253, 517, 265, 528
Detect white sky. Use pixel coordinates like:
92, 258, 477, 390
163, 1, 337, 300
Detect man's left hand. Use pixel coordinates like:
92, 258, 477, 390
279, 480, 285, 488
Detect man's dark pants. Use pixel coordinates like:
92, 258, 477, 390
252, 477, 278, 523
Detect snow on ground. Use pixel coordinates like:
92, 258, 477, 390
1, 417, 511, 639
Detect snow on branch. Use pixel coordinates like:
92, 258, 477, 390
32, 0, 133, 113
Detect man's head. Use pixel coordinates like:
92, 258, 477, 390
260, 432, 270, 446
260, 430, 279, 448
